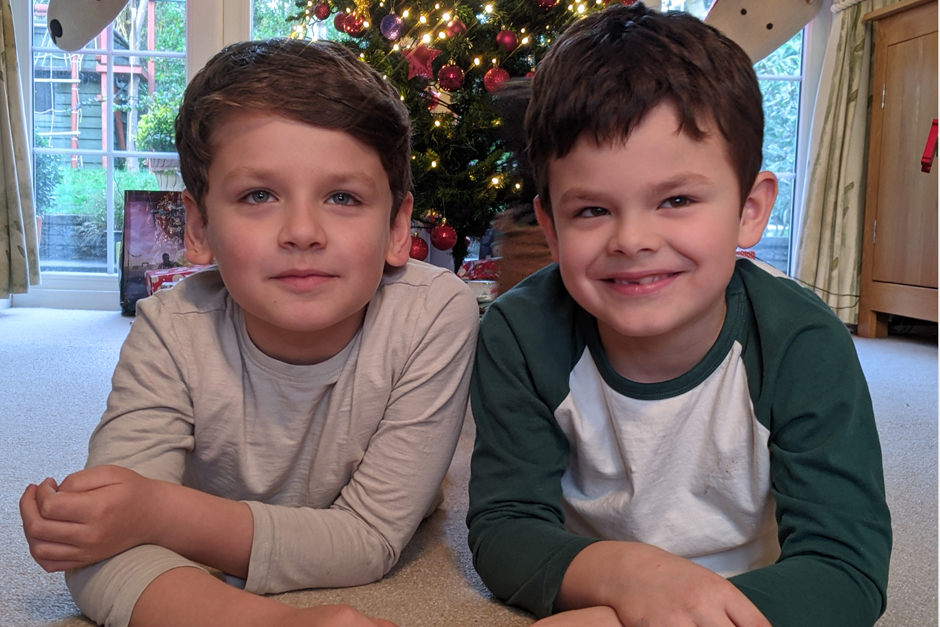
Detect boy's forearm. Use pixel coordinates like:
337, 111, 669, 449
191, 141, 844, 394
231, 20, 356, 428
148, 481, 253, 578
553, 541, 635, 612
129, 566, 288, 627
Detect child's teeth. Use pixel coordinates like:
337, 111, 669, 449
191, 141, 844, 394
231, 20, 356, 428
615, 274, 667, 285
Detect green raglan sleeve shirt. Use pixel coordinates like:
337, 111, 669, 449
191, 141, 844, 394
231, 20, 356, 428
467, 260, 891, 626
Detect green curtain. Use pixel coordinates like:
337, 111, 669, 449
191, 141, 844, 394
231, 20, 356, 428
794, 0, 895, 324
0, 0, 39, 298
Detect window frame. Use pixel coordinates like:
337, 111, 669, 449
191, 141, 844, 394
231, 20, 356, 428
11, 0, 249, 308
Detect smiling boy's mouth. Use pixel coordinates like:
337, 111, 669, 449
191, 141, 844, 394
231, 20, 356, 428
606, 272, 680, 285
608, 273, 678, 285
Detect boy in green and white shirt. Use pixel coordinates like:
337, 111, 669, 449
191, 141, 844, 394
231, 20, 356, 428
467, 6, 891, 627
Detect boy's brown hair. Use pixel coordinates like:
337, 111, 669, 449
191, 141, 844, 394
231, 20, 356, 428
176, 39, 412, 222
526, 3, 764, 215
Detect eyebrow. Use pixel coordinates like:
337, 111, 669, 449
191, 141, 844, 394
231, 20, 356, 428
556, 173, 714, 206
220, 167, 380, 192
647, 173, 713, 196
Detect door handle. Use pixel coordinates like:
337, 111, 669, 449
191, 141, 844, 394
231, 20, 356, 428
922, 119, 938, 173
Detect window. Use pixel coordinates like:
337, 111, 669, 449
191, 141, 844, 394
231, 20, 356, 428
30, 0, 186, 275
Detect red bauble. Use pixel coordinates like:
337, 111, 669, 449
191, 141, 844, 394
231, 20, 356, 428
496, 30, 518, 52
423, 89, 441, 110
313, 3, 331, 20
437, 64, 465, 91
483, 67, 510, 92
430, 224, 458, 251
536, 0, 558, 8
445, 19, 467, 37
410, 234, 429, 260
333, 12, 347, 31
343, 13, 366, 36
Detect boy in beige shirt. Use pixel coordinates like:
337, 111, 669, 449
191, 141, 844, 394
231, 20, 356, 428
21, 39, 478, 627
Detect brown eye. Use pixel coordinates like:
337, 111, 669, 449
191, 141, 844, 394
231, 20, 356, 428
665, 196, 690, 208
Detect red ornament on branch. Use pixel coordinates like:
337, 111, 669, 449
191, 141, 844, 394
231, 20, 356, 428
438, 64, 465, 91
445, 19, 467, 37
343, 13, 366, 36
423, 89, 441, 111
496, 30, 518, 52
313, 3, 331, 20
430, 224, 458, 251
333, 12, 347, 31
410, 234, 429, 260
535, 0, 558, 8
483, 67, 510, 92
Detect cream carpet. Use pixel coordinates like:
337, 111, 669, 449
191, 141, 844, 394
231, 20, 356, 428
0, 307, 935, 627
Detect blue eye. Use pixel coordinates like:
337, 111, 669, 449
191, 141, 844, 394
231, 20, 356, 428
244, 190, 274, 204
328, 192, 359, 205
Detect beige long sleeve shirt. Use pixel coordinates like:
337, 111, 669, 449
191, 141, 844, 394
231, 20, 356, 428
65, 260, 479, 627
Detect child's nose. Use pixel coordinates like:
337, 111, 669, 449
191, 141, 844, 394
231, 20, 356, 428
279, 203, 326, 250
608, 212, 660, 257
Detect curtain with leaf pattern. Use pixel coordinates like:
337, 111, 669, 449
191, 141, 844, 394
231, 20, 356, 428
794, 0, 896, 324
1, 0, 39, 298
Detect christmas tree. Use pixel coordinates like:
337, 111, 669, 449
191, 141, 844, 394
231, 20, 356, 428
285, 0, 608, 268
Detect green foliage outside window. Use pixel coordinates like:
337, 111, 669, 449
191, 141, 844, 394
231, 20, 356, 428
33, 134, 62, 216
52, 167, 160, 238
136, 0, 186, 151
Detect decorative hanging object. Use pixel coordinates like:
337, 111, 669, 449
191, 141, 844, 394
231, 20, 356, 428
313, 3, 331, 20
333, 12, 347, 31
437, 64, 465, 91
410, 233, 430, 260
430, 224, 458, 251
343, 13, 367, 36
403, 44, 441, 80
535, 0, 558, 8
496, 29, 518, 52
423, 209, 443, 225
445, 18, 467, 37
483, 67, 510, 92
380, 14, 405, 40
423, 89, 441, 111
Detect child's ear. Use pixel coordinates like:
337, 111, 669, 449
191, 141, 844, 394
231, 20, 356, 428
183, 190, 214, 265
385, 192, 414, 267
737, 171, 778, 250
534, 196, 560, 263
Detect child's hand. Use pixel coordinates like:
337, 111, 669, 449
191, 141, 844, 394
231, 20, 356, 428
557, 541, 771, 627
532, 606, 624, 626
19, 465, 158, 571
273, 605, 398, 627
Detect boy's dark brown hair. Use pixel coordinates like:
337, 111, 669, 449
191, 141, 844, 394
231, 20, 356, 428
176, 39, 412, 222
526, 3, 763, 215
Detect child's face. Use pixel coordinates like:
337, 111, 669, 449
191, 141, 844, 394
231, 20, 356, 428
184, 112, 412, 364
537, 103, 775, 364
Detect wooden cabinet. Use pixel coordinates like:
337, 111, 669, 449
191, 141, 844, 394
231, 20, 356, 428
858, 0, 938, 337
